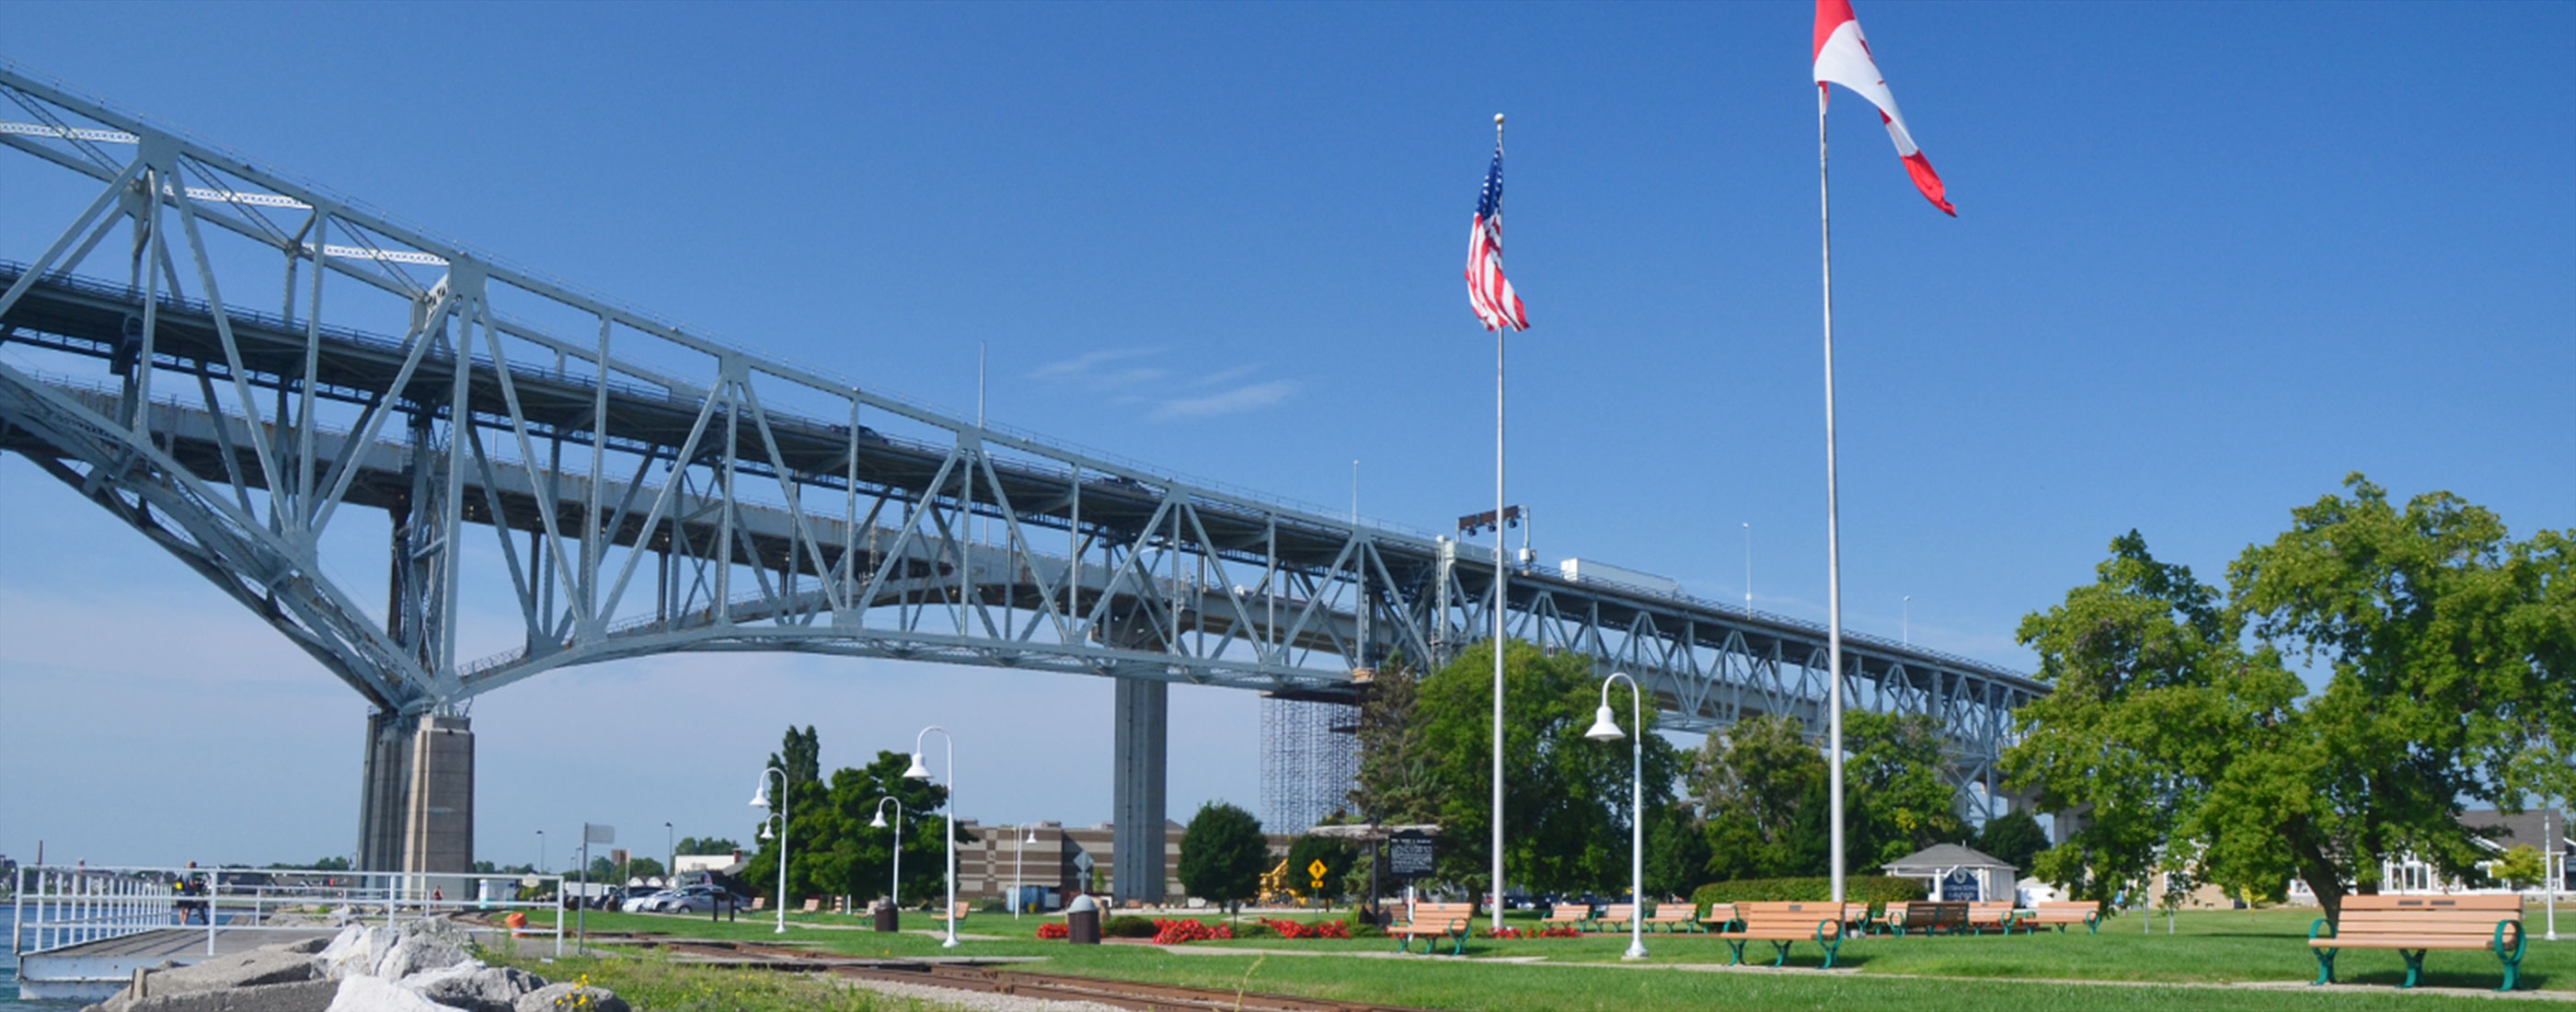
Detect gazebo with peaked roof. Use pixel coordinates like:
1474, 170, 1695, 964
1881, 843, 2019, 904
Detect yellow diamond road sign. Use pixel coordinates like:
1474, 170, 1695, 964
1307, 858, 1328, 887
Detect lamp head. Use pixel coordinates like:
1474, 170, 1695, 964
758, 822, 773, 841
903, 752, 932, 780
1584, 704, 1626, 742
1023, 829, 1038, 844
868, 811, 888, 829
749, 783, 769, 808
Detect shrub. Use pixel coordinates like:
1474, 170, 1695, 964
1101, 914, 1159, 938
1233, 920, 1276, 938
1341, 910, 1386, 937
1035, 922, 1069, 940
1690, 876, 1925, 916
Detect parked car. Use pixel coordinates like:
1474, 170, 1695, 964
658, 885, 728, 914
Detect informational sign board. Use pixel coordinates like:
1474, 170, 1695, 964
1940, 868, 1981, 902
584, 823, 615, 845
1387, 831, 1435, 879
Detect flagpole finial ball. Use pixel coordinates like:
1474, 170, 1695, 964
1493, 113, 1505, 125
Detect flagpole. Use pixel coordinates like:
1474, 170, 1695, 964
1819, 84, 1847, 907
1489, 110, 1510, 932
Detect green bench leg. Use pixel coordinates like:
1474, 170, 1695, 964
2400, 949, 2425, 989
1821, 936, 1842, 970
1451, 930, 1467, 957
2497, 922, 2526, 992
2312, 948, 2337, 986
1769, 940, 1791, 968
1724, 939, 1746, 965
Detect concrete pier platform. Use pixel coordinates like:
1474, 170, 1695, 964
17, 927, 335, 1002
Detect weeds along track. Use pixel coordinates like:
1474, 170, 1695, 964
657, 939, 1439, 1012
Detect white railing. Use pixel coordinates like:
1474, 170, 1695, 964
11, 864, 564, 959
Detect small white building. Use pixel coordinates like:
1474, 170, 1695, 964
1881, 844, 2017, 903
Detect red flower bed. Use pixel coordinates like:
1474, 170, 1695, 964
1258, 918, 1352, 939
1479, 925, 1581, 939
1151, 918, 1235, 945
1036, 922, 1069, 940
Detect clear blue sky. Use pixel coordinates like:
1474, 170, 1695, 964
3, 2, 2569, 869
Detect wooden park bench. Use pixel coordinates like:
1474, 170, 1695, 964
2308, 894, 2526, 991
1835, 902, 1872, 937
1880, 901, 1968, 937
1711, 902, 1847, 968
1640, 904, 1700, 933
1967, 902, 2019, 934
1698, 903, 1741, 933
749, 896, 766, 912
800, 898, 822, 914
1539, 904, 1592, 931
1592, 903, 1639, 933
931, 901, 972, 925
1390, 902, 1476, 955
2021, 901, 2102, 935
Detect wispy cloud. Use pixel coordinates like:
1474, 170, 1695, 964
1152, 379, 1298, 420
1031, 347, 1168, 385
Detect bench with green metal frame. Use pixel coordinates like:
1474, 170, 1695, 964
1711, 901, 1847, 969
1389, 902, 1475, 956
2308, 894, 2524, 992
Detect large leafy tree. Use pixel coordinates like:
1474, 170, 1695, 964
743, 729, 965, 908
1974, 810, 2049, 873
1177, 801, 1268, 913
2224, 476, 2572, 916
1282, 834, 1356, 904
1689, 713, 1830, 880
1346, 659, 1438, 827
1844, 710, 1969, 868
2009, 477, 2572, 920
1416, 640, 1683, 897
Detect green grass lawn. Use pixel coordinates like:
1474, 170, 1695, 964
510, 904, 2576, 1010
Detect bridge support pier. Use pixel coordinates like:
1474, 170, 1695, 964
1112, 678, 1167, 904
356, 711, 475, 876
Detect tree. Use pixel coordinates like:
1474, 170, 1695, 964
2492, 845, 2547, 891
1282, 834, 1355, 904
1843, 710, 1968, 868
1177, 801, 1267, 913
2007, 530, 2304, 911
2225, 477, 2574, 916
1642, 802, 1711, 899
2008, 477, 2573, 921
675, 836, 742, 857
1975, 810, 2049, 873
1415, 640, 1683, 899
1688, 713, 1829, 880
1347, 659, 1438, 827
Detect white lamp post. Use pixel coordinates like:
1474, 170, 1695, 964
1584, 671, 1650, 960
870, 798, 905, 912
905, 726, 959, 948
535, 830, 545, 875
1013, 826, 1037, 917
1903, 595, 1912, 646
751, 766, 788, 934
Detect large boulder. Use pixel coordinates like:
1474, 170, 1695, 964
404, 964, 545, 1012
321, 976, 450, 1012
371, 931, 470, 981
316, 926, 395, 982
512, 983, 629, 1012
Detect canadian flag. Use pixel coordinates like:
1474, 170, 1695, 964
1813, 0, 1955, 216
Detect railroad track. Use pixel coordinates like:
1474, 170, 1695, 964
661, 939, 1439, 1012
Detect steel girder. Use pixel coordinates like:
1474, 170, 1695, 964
0, 67, 2042, 795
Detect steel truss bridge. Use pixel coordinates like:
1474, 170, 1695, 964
0, 65, 2044, 894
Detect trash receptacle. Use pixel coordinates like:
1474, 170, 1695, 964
1064, 894, 1100, 945
874, 901, 900, 933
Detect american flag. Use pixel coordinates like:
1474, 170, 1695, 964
1466, 141, 1528, 332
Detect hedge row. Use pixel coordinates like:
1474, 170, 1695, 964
1690, 876, 1925, 914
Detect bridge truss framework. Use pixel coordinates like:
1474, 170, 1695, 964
0, 65, 2045, 885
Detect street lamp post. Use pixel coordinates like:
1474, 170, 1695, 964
1584, 671, 1650, 960
869, 798, 905, 911
1013, 826, 1037, 917
905, 726, 960, 948
535, 831, 545, 875
664, 822, 674, 888
751, 766, 789, 934
1903, 595, 1911, 646
1742, 523, 1753, 616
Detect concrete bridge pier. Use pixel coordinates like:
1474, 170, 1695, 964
1112, 677, 1167, 904
356, 711, 475, 876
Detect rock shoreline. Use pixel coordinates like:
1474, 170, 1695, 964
82, 922, 624, 1012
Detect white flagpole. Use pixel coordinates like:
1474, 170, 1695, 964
1819, 84, 1848, 907
1489, 111, 1511, 932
